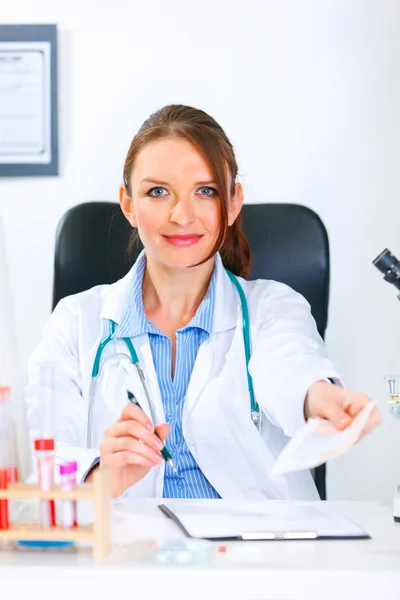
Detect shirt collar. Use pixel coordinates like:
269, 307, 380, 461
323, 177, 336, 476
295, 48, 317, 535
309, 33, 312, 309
113, 250, 216, 339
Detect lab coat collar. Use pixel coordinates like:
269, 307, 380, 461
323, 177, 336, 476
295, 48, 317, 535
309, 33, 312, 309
99, 263, 136, 325
100, 250, 241, 335
212, 253, 241, 334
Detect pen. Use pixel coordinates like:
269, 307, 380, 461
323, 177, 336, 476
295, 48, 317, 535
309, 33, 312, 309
126, 389, 177, 473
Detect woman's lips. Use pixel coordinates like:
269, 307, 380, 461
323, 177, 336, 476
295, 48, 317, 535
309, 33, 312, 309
162, 234, 203, 247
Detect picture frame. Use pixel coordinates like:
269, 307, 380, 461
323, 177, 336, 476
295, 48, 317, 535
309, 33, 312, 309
0, 24, 58, 177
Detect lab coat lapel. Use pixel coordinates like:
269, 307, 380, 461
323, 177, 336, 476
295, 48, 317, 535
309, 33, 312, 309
115, 337, 165, 498
119, 335, 165, 426
119, 355, 152, 420
185, 321, 294, 500
211, 253, 241, 335
97, 251, 165, 424
183, 338, 214, 420
99, 268, 133, 324
184, 255, 240, 414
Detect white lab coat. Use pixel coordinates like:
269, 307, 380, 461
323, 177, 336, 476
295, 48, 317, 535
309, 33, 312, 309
25, 252, 342, 501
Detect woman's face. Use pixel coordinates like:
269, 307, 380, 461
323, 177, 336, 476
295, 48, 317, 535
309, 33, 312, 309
120, 137, 243, 271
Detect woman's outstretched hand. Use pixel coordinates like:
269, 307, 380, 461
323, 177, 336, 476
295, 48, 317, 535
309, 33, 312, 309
304, 380, 381, 441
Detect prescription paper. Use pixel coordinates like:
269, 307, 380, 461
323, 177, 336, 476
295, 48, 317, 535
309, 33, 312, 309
271, 401, 377, 478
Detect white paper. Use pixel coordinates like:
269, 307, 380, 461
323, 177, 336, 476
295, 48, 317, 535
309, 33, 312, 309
271, 401, 377, 478
162, 502, 367, 539
0, 42, 51, 164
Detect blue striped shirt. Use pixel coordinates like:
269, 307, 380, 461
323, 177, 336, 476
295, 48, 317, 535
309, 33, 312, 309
114, 252, 221, 499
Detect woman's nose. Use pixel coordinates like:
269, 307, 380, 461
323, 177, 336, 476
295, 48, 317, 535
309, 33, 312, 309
169, 197, 195, 226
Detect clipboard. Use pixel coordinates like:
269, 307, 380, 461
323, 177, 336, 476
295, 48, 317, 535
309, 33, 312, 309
158, 503, 370, 541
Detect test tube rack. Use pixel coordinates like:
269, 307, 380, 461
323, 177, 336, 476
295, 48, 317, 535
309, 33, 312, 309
0, 467, 110, 561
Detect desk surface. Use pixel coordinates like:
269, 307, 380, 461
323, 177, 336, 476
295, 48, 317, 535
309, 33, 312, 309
1, 500, 400, 600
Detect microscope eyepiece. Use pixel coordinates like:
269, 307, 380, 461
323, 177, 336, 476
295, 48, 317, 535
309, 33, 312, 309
373, 249, 400, 292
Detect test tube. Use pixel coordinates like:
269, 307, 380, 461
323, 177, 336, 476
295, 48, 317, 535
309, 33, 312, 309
0, 386, 17, 470
6, 467, 18, 484
59, 461, 78, 529
69, 461, 78, 527
35, 363, 57, 529
0, 386, 15, 531
0, 468, 9, 530
35, 439, 56, 529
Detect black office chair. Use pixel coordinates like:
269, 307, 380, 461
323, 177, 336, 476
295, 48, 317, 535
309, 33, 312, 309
53, 202, 330, 499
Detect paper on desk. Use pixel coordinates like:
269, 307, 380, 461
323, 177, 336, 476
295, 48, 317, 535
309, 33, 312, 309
271, 400, 377, 478
161, 501, 368, 539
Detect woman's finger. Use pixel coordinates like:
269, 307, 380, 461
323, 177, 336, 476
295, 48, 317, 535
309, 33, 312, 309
344, 394, 371, 417
104, 450, 158, 468
318, 398, 352, 430
116, 403, 153, 428
102, 435, 163, 464
106, 420, 165, 451
155, 423, 170, 442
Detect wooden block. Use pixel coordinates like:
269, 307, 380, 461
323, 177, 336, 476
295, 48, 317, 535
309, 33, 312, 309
0, 523, 93, 541
0, 470, 111, 560
0, 482, 94, 501
92, 467, 111, 562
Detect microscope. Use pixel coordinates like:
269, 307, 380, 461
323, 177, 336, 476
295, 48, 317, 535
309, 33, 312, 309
373, 249, 400, 520
373, 248, 400, 416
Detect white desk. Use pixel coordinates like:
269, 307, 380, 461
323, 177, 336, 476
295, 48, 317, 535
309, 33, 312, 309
1, 500, 400, 600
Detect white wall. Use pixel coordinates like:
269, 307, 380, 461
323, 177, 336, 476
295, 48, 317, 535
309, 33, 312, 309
1, 0, 400, 502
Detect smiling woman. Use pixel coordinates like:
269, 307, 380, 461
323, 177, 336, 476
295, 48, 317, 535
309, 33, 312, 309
25, 104, 380, 501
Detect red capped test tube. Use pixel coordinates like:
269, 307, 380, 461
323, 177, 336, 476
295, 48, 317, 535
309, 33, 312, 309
0, 385, 16, 531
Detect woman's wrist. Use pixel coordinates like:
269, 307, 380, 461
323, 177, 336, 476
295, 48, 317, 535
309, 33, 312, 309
304, 380, 333, 420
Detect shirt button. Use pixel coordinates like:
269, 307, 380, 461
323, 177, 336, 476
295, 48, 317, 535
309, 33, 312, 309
177, 482, 184, 490
166, 412, 173, 421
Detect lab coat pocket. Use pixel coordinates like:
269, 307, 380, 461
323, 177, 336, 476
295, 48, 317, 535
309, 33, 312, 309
229, 393, 295, 497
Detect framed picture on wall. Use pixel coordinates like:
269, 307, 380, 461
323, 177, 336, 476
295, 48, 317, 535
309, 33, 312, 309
0, 24, 58, 177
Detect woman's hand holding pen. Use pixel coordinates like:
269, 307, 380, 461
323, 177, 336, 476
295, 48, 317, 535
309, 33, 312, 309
99, 403, 170, 498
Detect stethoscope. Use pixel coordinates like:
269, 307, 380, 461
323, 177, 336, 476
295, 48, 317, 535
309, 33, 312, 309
86, 269, 261, 448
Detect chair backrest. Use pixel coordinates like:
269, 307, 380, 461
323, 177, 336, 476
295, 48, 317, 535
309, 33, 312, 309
53, 202, 330, 498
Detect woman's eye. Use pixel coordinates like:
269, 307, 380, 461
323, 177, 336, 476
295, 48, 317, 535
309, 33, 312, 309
198, 186, 217, 196
147, 187, 168, 197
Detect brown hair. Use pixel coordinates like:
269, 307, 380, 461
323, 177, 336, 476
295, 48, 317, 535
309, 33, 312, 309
123, 104, 251, 278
